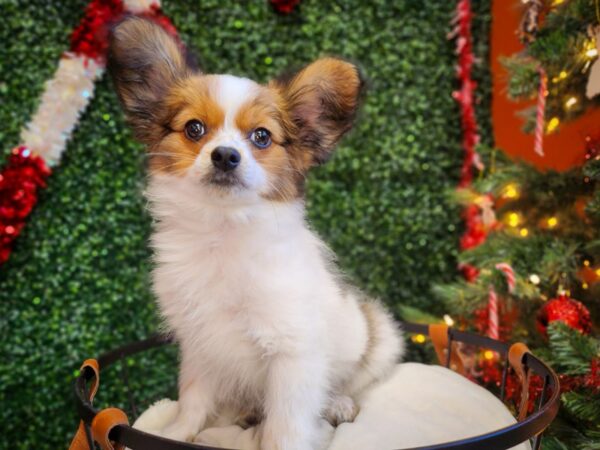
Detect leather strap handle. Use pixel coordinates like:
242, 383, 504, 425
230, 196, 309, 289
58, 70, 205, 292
69, 359, 130, 450
69, 359, 100, 450
428, 324, 465, 375
509, 342, 532, 421
91, 408, 129, 450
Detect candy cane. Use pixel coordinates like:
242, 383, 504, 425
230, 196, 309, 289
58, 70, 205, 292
534, 67, 547, 157
0, 0, 179, 265
488, 263, 516, 340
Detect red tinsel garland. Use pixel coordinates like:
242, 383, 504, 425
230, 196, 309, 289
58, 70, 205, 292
452, 0, 481, 189
0, 147, 51, 264
70, 0, 124, 61
70, 0, 180, 62
452, 0, 487, 261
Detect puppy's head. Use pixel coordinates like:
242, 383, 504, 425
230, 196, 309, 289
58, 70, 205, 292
109, 17, 363, 203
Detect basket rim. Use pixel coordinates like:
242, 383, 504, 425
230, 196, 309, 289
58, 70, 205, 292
73, 321, 560, 450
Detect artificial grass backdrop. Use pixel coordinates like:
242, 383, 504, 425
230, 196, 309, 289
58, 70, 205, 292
0, 1, 491, 448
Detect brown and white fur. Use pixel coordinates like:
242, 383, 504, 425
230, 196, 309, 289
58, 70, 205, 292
109, 18, 403, 450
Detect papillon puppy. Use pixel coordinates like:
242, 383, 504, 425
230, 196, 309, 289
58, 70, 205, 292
109, 17, 403, 450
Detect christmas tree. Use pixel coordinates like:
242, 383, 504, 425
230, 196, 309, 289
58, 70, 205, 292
434, 147, 600, 448
432, 1, 600, 448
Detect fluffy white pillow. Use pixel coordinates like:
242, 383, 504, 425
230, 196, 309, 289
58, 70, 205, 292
132, 363, 530, 450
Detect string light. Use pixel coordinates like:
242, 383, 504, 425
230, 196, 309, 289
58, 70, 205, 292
547, 216, 558, 228
547, 117, 560, 132
502, 183, 520, 199
584, 260, 591, 267
582, 282, 589, 290
551, 0, 565, 5
412, 334, 426, 344
595, 268, 600, 277
565, 96, 578, 109
483, 350, 495, 360
443, 314, 455, 327
552, 70, 568, 83
507, 212, 521, 227
529, 274, 541, 285
586, 46, 598, 59
520, 228, 529, 237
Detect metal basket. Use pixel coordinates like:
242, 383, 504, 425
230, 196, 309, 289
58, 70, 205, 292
69, 322, 560, 450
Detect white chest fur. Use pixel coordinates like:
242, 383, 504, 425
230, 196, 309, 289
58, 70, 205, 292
146, 175, 368, 402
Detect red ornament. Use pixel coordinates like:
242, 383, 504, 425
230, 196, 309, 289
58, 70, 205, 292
0, 147, 51, 264
270, 0, 301, 14
460, 263, 480, 282
536, 294, 592, 337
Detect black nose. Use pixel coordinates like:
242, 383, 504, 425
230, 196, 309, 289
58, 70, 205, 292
211, 146, 241, 172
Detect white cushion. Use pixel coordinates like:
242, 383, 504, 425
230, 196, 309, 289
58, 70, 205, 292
132, 363, 530, 450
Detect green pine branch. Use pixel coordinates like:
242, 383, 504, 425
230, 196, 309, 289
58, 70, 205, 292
546, 322, 600, 375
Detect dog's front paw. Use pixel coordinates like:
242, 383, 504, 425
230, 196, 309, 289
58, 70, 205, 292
323, 395, 359, 427
161, 418, 201, 443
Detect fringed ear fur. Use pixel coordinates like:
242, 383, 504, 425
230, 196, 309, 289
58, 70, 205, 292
108, 17, 191, 144
273, 57, 365, 165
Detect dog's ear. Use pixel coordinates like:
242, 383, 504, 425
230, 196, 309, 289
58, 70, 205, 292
108, 17, 190, 143
273, 57, 364, 165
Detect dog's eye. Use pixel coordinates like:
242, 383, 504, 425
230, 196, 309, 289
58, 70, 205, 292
249, 128, 272, 149
184, 119, 206, 141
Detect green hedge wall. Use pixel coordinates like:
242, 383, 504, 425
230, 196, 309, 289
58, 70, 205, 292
0, 1, 491, 448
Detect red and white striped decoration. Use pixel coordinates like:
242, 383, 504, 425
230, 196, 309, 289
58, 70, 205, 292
487, 263, 516, 340
0, 0, 181, 265
487, 287, 500, 340
534, 66, 547, 157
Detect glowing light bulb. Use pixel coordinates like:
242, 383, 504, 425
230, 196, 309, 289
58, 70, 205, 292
595, 268, 600, 277
586, 47, 598, 59
412, 334, 426, 344
529, 274, 541, 285
565, 96, 578, 109
520, 228, 529, 237
547, 117, 560, 133
443, 314, 455, 327
551, 0, 565, 5
582, 282, 589, 289
552, 71, 568, 83
547, 217, 558, 228
503, 184, 519, 199
484, 350, 495, 360
507, 212, 520, 227
584, 260, 591, 267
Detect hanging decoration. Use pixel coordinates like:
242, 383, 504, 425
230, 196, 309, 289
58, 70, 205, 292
0, 0, 180, 265
536, 293, 592, 337
533, 67, 547, 156
449, 0, 488, 287
487, 263, 516, 340
450, 0, 483, 189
